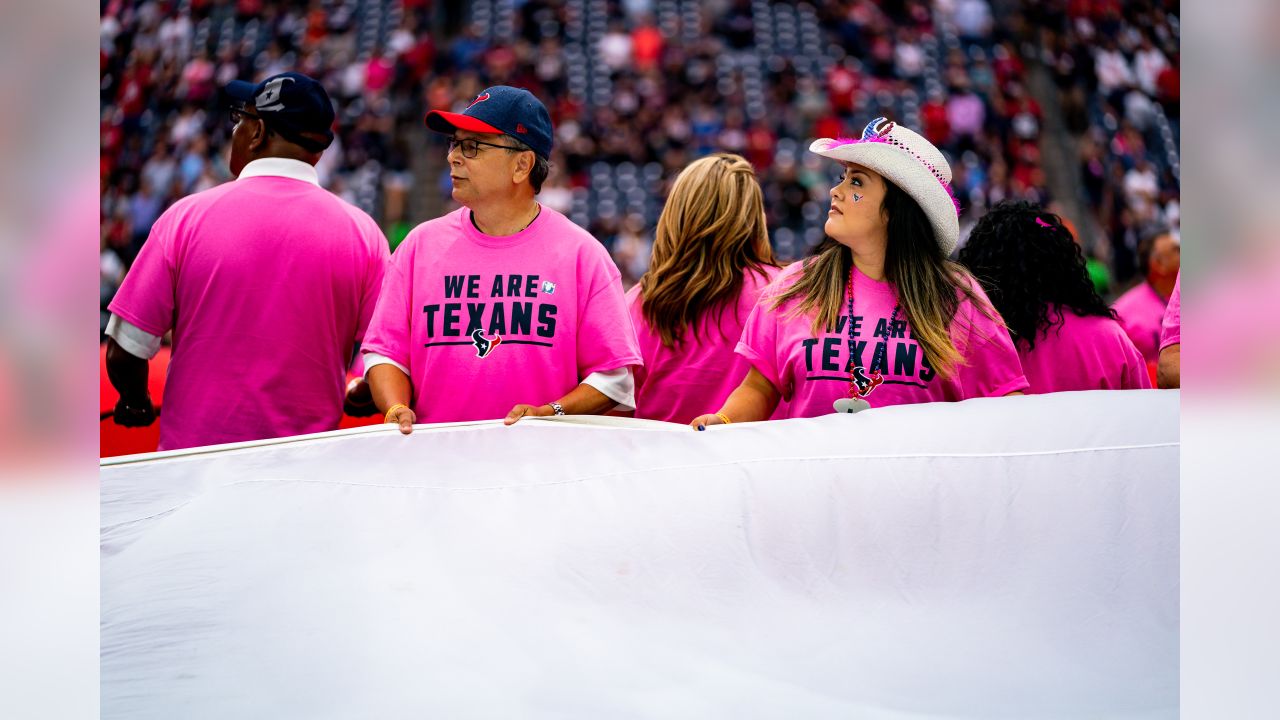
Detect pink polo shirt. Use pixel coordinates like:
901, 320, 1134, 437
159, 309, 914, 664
626, 265, 782, 423
108, 158, 389, 450
360, 206, 642, 423
1018, 308, 1152, 394
737, 262, 1027, 418
1112, 281, 1168, 365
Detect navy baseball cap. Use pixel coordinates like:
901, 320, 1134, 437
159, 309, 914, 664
425, 86, 553, 159
223, 71, 335, 152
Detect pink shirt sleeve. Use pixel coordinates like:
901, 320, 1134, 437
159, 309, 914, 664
360, 245, 413, 367
107, 204, 181, 337
735, 296, 786, 397
575, 257, 643, 377
1159, 273, 1180, 350
953, 292, 1029, 397
624, 285, 649, 395
353, 217, 390, 345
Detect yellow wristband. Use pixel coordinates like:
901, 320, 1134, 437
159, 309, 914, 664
384, 403, 409, 424
715, 412, 732, 425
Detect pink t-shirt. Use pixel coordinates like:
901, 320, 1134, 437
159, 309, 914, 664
361, 206, 642, 423
1018, 308, 1152, 394
109, 170, 389, 450
626, 265, 782, 423
737, 262, 1027, 418
1112, 281, 1168, 364
1159, 273, 1180, 350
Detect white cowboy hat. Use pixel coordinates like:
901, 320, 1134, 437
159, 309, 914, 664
810, 117, 962, 256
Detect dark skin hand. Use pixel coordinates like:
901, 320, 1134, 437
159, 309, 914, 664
105, 337, 157, 427
343, 378, 379, 417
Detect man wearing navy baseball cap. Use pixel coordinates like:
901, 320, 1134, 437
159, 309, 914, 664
361, 86, 642, 432
222, 71, 336, 164
105, 71, 390, 449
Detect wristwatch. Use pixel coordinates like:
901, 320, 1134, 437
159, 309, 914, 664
549, 401, 565, 416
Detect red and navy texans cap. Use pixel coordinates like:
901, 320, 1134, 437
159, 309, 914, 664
425, 85, 553, 159
223, 71, 335, 152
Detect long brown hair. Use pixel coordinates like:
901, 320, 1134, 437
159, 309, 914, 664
772, 179, 993, 379
638, 153, 779, 347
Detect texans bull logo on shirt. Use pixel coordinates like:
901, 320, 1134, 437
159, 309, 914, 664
423, 273, 559, 358
470, 328, 502, 358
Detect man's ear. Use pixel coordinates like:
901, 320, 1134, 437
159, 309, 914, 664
511, 150, 533, 185
250, 119, 270, 152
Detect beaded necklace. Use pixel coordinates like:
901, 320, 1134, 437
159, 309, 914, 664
835, 264, 897, 413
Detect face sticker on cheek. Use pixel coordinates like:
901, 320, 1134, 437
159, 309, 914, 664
853, 193, 863, 202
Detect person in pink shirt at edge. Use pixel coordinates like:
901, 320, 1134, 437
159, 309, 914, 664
958, 201, 1151, 394
363, 86, 642, 432
1112, 225, 1180, 370
625, 153, 783, 424
1157, 271, 1180, 389
105, 72, 390, 451
690, 118, 1027, 430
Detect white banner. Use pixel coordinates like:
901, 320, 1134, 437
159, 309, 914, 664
102, 390, 1179, 719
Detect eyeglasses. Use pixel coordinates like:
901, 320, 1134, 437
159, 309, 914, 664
447, 136, 521, 158
230, 107, 262, 126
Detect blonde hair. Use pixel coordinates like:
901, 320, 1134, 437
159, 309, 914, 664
638, 154, 779, 347
772, 179, 994, 380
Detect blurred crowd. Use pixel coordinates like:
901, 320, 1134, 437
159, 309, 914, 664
100, 0, 1177, 333
100, 0, 424, 334
1025, 0, 1180, 287
440, 0, 1050, 284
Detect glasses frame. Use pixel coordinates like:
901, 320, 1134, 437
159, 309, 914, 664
447, 135, 523, 159
230, 107, 263, 125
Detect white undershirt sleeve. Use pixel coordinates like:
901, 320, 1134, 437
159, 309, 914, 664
362, 352, 410, 378
582, 367, 635, 411
105, 314, 162, 360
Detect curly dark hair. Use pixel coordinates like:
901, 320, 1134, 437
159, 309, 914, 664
958, 201, 1115, 351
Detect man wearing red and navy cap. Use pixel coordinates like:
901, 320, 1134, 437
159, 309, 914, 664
105, 72, 390, 450
362, 86, 642, 432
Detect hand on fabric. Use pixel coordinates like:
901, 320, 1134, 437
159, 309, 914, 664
689, 413, 726, 431
113, 395, 157, 427
343, 378, 378, 417
386, 406, 416, 435
504, 404, 554, 426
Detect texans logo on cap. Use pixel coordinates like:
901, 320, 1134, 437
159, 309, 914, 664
425, 85, 554, 160
862, 118, 896, 140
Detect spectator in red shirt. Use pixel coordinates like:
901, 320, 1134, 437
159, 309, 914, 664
920, 89, 951, 147
632, 17, 663, 72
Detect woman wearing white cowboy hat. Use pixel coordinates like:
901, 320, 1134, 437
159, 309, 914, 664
691, 118, 1027, 429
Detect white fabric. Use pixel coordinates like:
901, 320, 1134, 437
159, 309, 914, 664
101, 390, 1179, 719
105, 313, 162, 360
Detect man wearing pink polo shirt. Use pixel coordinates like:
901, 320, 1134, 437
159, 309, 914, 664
105, 72, 389, 450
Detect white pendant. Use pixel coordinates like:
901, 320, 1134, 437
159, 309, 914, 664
833, 397, 871, 414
